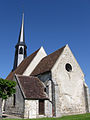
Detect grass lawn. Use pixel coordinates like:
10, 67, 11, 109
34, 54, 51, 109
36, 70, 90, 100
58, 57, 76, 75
2, 113, 90, 120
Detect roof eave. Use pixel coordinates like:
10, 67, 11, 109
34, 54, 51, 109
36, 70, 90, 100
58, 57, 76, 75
15, 74, 26, 99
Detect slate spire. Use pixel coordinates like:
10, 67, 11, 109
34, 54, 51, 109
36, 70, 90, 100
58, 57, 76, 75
13, 13, 27, 71
18, 13, 25, 44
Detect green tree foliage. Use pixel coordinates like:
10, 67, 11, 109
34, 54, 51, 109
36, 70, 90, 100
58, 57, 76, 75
0, 78, 16, 100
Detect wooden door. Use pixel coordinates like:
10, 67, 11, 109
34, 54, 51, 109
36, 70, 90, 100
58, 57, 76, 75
39, 100, 44, 115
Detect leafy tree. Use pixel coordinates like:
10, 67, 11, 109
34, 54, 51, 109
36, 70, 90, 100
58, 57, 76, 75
0, 78, 16, 117
0, 78, 16, 100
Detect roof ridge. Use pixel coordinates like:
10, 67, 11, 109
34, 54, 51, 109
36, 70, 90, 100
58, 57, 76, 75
31, 45, 66, 76
45, 45, 66, 57
39, 45, 66, 62
6, 48, 40, 80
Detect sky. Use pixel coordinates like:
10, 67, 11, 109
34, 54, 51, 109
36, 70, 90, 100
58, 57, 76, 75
0, 0, 90, 88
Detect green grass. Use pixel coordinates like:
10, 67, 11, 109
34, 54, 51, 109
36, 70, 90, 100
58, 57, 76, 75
2, 113, 90, 120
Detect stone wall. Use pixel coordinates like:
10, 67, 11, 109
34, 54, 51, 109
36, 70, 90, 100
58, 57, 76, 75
38, 72, 53, 100
51, 45, 87, 117
45, 100, 52, 117
5, 76, 25, 117
24, 100, 38, 118
38, 72, 53, 117
83, 83, 90, 112
24, 99, 52, 118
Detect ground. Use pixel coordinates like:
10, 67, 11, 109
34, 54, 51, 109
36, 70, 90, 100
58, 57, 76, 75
2, 113, 90, 120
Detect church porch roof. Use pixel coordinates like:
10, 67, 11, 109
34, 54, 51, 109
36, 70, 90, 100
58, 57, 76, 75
16, 75, 48, 99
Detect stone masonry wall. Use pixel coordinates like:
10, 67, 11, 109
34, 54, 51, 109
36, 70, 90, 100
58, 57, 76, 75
83, 83, 90, 112
38, 72, 53, 117
5, 77, 25, 117
24, 99, 52, 118
45, 100, 52, 117
24, 100, 38, 118
51, 45, 87, 117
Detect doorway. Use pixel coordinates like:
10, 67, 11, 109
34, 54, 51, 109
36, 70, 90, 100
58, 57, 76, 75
39, 100, 44, 115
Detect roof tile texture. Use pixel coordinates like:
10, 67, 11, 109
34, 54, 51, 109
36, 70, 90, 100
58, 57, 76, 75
31, 46, 65, 76
6, 49, 40, 80
17, 75, 48, 99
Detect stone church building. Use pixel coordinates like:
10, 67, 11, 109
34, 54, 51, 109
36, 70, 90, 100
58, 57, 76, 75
5, 15, 90, 118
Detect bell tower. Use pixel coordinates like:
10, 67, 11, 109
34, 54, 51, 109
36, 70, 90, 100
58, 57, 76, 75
13, 13, 27, 71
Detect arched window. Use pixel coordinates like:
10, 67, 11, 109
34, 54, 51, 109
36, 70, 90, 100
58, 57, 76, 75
19, 47, 23, 54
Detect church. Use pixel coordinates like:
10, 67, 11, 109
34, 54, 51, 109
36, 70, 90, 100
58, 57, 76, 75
5, 14, 90, 118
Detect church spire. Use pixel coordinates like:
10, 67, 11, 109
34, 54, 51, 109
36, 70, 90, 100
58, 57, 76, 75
18, 13, 25, 44
13, 14, 27, 71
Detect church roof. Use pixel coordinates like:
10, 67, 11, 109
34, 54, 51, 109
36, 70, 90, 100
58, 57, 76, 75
6, 48, 40, 80
16, 75, 48, 99
31, 46, 65, 76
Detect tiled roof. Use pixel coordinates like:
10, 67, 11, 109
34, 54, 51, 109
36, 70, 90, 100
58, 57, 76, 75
6, 48, 40, 80
16, 75, 48, 99
31, 46, 65, 76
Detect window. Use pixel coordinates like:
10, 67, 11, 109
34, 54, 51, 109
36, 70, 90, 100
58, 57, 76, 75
13, 94, 16, 106
19, 47, 23, 54
39, 100, 44, 115
44, 88, 46, 92
65, 63, 72, 72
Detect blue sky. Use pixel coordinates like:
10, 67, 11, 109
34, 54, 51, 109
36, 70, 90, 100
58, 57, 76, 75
0, 0, 90, 88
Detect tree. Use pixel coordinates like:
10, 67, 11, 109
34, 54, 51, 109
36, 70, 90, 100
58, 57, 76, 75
0, 78, 16, 117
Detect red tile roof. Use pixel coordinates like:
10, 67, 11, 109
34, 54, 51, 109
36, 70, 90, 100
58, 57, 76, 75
16, 75, 48, 99
31, 46, 65, 76
6, 48, 40, 80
